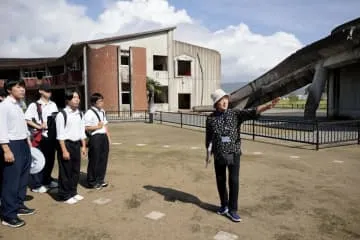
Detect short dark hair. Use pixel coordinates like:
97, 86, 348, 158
4, 79, 25, 92
64, 88, 81, 103
0, 88, 6, 97
90, 93, 104, 105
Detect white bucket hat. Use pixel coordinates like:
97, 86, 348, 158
211, 89, 230, 107
30, 147, 45, 174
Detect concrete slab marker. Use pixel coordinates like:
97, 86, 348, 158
290, 155, 300, 159
214, 231, 238, 240
93, 198, 112, 205
145, 211, 165, 220
112, 142, 122, 145
191, 147, 200, 150
136, 144, 147, 147
253, 152, 263, 155
333, 160, 344, 164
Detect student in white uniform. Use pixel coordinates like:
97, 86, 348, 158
25, 84, 59, 193
0, 79, 35, 228
56, 89, 86, 204
84, 93, 111, 189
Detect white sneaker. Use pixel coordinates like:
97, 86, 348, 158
46, 181, 58, 188
64, 197, 78, 205
31, 186, 48, 193
73, 194, 84, 201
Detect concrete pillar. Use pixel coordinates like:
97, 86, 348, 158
304, 61, 328, 119
83, 45, 88, 111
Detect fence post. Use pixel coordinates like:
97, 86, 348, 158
316, 120, 319, 150
252, 119, 255, 141
160, 111, 163, 124
145, 110, 147, 122
180, 112, 183, 128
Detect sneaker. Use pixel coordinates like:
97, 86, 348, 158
64, 197, 78, 205
73, 194, 84, 201
31, 186, 48, 193
217, 206, 229, 215
1, 217, 25, 228
89, 183, 102, 190
18, 206, 36, 216
100, 182, 108, 188
46, 181, 58, 188
226, 211, 242, 222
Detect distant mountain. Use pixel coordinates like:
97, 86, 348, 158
221, 82, 248, 93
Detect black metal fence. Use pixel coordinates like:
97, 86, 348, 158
106, 111, 148, 122
151, 111, 360, 150
105, 111, 360, 150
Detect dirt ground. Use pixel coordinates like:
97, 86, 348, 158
1, 123, 360, 240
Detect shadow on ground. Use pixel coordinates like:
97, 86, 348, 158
143, 185, 218, 213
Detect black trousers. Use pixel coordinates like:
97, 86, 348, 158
29, 136, 57, 188
214, 153, 240, 213
40, 137, 57, 185
57, 140, 81, 201
0, 140, 31, 219
87, 134, 109, 186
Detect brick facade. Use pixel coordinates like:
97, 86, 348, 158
87, 45, 119, 111
130, 47, 147, 111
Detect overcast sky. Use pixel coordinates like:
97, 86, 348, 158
1, 0, 359, 82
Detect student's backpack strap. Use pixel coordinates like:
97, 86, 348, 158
60, 110, 83, 128
90, 108, 102, 122
34, 102, 43, 123
60, 110, 67, 127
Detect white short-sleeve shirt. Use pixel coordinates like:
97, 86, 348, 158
84, 107, 108, 136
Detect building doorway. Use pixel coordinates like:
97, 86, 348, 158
178, 93, 191, 109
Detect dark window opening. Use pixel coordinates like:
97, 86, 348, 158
0, 70, 20, 80
178, 93, 191, 109
177, 60, 191, 76
122, 93, 130, 104
121, 56, 129, 65
154, 86, 168, 103
49, 66, 64, 76
153, 55, 168, 71
121, 83, 130, 91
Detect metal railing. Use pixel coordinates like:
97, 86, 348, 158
106, 111, 148, 122
275, 103, 327, 110
152, 111, 360, 150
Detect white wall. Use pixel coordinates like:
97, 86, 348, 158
173, 41, 221, 110
113, 33, 170, 86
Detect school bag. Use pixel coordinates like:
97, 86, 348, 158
47, 110, 84, 141
30, 102, 43, 147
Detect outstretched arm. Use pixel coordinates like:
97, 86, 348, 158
256, 97, 280, 114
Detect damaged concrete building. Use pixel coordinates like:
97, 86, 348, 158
0, 27, 221, 112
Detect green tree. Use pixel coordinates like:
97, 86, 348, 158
146, 77, 162, 123
288, 94, 299, 103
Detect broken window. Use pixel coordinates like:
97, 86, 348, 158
121, 92, 131, 104
177, 60, 191, 76
121, 83, 130, 91
121, 56, 129, 65
153, 55, 168, 71
178, 93, 191, 109
154, 86, 168, 103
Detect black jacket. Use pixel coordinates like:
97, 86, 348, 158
205, 108, 259, 159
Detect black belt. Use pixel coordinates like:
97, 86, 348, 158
65, 140, 81, 144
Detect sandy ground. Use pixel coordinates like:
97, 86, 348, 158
1, 122, 360, 240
